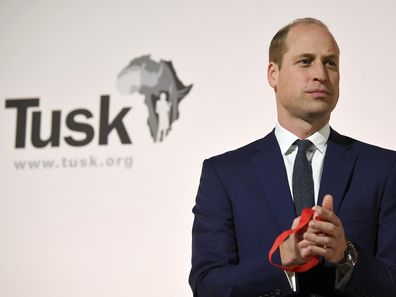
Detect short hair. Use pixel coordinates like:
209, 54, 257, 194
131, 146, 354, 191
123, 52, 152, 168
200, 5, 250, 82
269, 18, 332, 69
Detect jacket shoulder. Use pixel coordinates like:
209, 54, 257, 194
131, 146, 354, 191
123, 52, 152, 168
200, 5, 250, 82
330, 129, 396, 161
207, 132, 274, 162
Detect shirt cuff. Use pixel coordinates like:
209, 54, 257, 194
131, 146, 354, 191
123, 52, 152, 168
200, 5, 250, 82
284, 270, 297, 291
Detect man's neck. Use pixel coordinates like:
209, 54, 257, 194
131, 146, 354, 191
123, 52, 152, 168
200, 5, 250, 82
278, 117, 329, 139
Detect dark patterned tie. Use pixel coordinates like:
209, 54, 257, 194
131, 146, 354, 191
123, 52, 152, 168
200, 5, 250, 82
292, 139, 315, 215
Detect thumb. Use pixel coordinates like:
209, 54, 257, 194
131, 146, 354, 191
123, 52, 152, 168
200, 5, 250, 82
322, 194, 333, 212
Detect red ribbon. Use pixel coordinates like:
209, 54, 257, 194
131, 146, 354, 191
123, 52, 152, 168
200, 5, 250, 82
268, 208, 319, 272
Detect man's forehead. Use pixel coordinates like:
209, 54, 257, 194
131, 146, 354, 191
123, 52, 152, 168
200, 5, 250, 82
285, 23, 339, 56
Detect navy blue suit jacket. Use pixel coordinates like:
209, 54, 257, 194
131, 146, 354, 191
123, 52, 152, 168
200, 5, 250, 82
189, 129, 396, 297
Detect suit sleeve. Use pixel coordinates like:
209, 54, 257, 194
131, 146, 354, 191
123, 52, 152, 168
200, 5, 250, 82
189, 158, 293, 297
341, 158, 396, 297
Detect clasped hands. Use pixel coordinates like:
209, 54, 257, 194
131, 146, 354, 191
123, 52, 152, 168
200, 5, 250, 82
280, 194, 347, 266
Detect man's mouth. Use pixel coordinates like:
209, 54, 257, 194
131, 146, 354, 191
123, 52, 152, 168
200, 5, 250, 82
307, 89, 330, 97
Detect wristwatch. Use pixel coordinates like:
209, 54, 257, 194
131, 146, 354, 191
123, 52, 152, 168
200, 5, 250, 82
337, 240, 358, 274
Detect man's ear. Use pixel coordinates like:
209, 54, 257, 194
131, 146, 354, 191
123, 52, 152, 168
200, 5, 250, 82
267, 62, 279, 89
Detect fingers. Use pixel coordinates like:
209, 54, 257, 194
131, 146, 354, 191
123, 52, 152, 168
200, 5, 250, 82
303, 229, 331, 246
298, 237, 346, 263
283, 199, 347, 265
304, 216, 343, 252
298, 239, 335, 259
308, 218, 340, 235
312, 195, 339, 225
301, 194, 347, 263
291, 216, 301, 228
321, 194, 333, 212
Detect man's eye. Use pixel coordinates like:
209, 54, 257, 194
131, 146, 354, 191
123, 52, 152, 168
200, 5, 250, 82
326, 60, 337, 68
299, 59, 311, 65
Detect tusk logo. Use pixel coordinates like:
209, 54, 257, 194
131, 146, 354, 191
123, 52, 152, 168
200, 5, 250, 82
4, 55, 192, 149
116, 55, 192, 142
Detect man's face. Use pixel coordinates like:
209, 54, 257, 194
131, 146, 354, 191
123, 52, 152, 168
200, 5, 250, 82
268, 23, 340, 126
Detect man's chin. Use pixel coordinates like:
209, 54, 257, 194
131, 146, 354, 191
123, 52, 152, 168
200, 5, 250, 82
303, 107, 333, 122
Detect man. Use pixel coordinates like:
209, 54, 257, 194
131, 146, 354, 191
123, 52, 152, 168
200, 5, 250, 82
189, 18, 396, 297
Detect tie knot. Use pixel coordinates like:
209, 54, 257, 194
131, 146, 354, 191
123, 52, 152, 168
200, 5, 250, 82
295, 139, 312, 153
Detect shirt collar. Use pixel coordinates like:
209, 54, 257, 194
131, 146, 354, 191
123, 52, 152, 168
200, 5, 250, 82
274, 122, 330, 155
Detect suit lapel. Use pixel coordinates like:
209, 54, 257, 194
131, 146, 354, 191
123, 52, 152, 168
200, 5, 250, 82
251, 132, 296, 232
318, 129, 358, 214
251, 129, 357, 230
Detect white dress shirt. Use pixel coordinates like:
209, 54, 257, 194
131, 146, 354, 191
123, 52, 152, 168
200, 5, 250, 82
274, 122, 330, 204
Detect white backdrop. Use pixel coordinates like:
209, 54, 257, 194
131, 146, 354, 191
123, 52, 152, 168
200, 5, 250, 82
1, 1, 396, 296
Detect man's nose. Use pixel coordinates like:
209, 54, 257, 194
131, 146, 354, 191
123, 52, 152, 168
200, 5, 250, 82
312, 62, 328, 82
